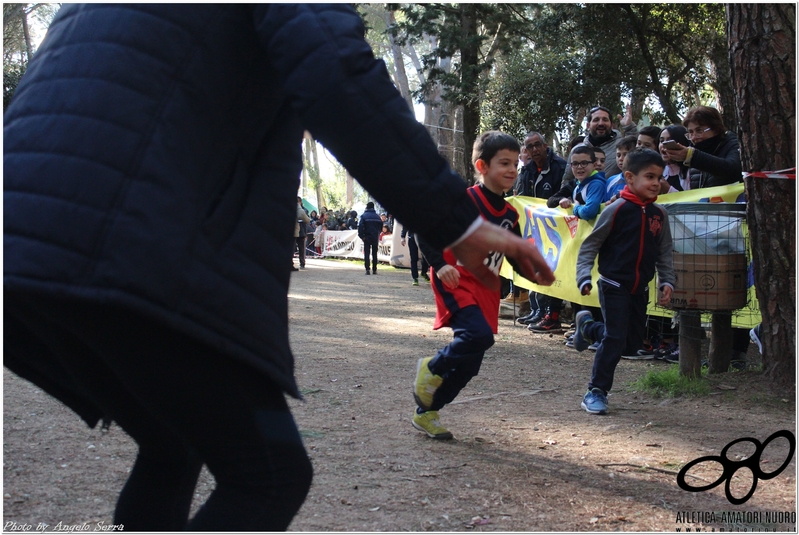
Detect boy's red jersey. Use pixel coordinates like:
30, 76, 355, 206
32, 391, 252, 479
431, 185, 519, 333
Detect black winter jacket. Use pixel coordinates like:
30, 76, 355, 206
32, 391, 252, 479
358, 209, 383, 244
3, 4, 480, 400
513, 148, 568, 199
687, 132, 743, 190
576, 191, 676, 296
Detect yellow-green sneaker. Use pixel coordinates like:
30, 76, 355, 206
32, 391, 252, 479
412, 411, 453, 440
413, 357, 443, 410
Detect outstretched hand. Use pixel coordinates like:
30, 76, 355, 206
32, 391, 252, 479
449, 219, 555, 292
618, 104, 633, 127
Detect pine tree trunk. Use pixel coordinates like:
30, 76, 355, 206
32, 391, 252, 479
727, 3, 796, 393
710, 40, 737, 134
384, 9, 414, 112
21, 9, 32, 63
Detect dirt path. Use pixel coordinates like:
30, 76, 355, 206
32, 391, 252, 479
3, 258, 796, 532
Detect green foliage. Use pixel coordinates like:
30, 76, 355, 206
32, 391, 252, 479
4, 60, 26, 113
482, 44, 594, 144
478, 3, 729, 139
4, 3, 61, 112
630, 364, 710, 398
391, 4, 525, 108
318, 155, 369, 212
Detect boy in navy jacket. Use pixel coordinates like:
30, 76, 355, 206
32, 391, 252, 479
572, 148, 676, 415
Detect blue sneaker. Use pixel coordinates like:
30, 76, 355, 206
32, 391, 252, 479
581, 388, 608, 415
572, 310, 594, 352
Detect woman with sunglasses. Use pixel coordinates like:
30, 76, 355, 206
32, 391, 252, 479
661, 106, 743, 190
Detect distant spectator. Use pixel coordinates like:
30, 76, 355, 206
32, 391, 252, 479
313, 219, 325, 256
561, 105, 637, 187
358, 201, 383, 275
637, 125, 662, 151
513, 131, 567, 200
346, 210, 358, 230
658, 125, 691, 193
513, 131, 568, 333
604, 135, 638, 202
559, 146, 606, 222
379, 224, 391, 242
592, 147, 606, 175
567, 135, 585, 153
661, 106, 747, 367
401, 226, 429, 286
294, 197, 311, 270
662, 105, 743, 189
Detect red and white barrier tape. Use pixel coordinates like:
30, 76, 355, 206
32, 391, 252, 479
744, 167, 795, 180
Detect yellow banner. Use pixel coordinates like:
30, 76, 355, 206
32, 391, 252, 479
502, 184, 761, 328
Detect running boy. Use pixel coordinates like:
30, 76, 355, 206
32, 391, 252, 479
572, 148, 676, 415
412, 131, 550, 439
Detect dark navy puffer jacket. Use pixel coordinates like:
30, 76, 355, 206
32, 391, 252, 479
357, 208, 383, 244
687, 131, 743, 190
4, 4, 479, 398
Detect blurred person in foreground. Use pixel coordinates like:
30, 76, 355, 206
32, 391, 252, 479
3, 4, 554, 531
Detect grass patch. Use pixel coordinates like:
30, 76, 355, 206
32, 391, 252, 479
630, 364, 710, 398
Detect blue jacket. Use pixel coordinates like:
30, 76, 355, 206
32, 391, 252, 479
358, 208, 383, 244
572, 171, 607, 221
3, 4, 480, 400
604, 173, 626, 201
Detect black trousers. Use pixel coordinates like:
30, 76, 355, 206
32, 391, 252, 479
4, 292, 312, 531
295, 236, 307, 267
583, 280, 648, 394
364, 241, 378, 272
408, 235, 420, 280
531, 293, 562, 314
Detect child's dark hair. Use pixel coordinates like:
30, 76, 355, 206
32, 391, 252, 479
639, 125, 662, 141
623, 148, 665, 174
472, 131, 520, 168
592, 147, 605, 156
617, 135, 638, 152
567, 136, 585, 153
570, 145, 596, 161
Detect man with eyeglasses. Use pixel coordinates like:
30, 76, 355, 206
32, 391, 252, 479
512, 132, 568, 331
513, 132, 568, 198
560, 104, 637, 188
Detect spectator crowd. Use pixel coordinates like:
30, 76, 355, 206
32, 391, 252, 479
294, 202, 395, 261
298, 104, 755, 374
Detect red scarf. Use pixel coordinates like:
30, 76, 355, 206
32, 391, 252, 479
620, 186, 656, 206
